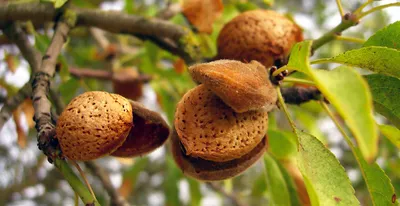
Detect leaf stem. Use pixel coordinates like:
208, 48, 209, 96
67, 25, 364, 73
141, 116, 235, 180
353, 0, 373, 15
312, 19, 356, 51
336, 0, 345, 18
334, 36, 365, 44
70, 160, 98, 203
272, 66, 297, 77
309, 58, 332, 65
276, 87, 296, 132
358, 2, 400, 20
320, 102, 354, 148
54, 159, 100, 206
282, 77, 316, 86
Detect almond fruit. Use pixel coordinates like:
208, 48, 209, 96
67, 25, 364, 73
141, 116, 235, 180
111, 100, 170, 157
112, 68, 143, 101
189, 60, 277, 113
56, 91, 133, 161
174, 85, 268, 162
217, 10, 303, 67
171, 129, 268, 181
56, 91, 170, 161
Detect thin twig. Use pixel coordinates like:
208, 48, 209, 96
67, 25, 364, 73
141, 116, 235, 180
312, 14, 358, 51
334, 35, 365, 44
0, 83, 31, 130
0, 23, 41, 130
70, 160, 98, 202
276, 87, 296, 132
336, 0, 345, 18
90, 27, 110, 50
206, 182, 247, 206
69, 67, 152, 83
85, 161, 130, 206
281, 86, 322, 105
358, 2, 400, 19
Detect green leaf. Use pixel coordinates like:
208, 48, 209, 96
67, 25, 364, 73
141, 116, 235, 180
59, 78, 80, 104
289, 42, 396, 206
164, 156, 181, 206
187, 178, 201, 206
287, 40, 313, 74
364, 74, 400, 128
124, 0, 134, 14
34, 33, 51, 53
288, 41, 378, 162
313, 66, 378, 161
380, 124, 400, 149
296, 130, 359, 206
364, 21, 400, 50
264, 153, 291, 206
352, 147, 397, 205
54, 0, 68, 8
313, 46, 400, 79
276, 162, 302, 206
267, 129, 297, 160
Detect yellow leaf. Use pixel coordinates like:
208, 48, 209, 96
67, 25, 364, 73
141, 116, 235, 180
21, 99, 35, 129
182, 0, 224, 34
13, 108, 27, 148
173, 58, 187, 74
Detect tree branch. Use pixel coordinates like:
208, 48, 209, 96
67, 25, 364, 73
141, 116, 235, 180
32, 12, 75, 157
0, 22, 42, 130
69, 67, 152, 83
311, 13, 358, 52
281, 86, 322, 105
0, 83, 31, 130
85, 162, 130, 206
0, 2, 199, 63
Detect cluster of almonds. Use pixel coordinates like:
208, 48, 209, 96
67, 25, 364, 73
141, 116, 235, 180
55, 9, 302, 182
171, 9, 302, 181
171, 60, 277, 181
56, 91, 169, 161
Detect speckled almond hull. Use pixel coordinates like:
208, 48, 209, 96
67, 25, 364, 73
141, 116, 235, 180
189, 60, 277, 113
171, 129, 268, 181
175, 85, 268, 162
217, 9, 303, 67
56, 91, 133, 161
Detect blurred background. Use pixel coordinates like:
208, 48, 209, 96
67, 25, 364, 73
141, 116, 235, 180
0, 0, 399, 205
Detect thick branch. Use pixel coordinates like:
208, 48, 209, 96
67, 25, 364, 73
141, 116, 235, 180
69, 67, 152, 83
281, 86, 321, 105
85, 162, 130, 206
0, 23, 42, 130
32, 15, 74, 157
0, 2, 198, 63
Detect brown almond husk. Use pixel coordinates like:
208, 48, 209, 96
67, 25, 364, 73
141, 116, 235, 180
217, 9, 303, 67
189, 60, 277, 113
112, 68, 143, 101
171, 129, 268, 181
111, 100, 170, 157
175, 85, 268, 162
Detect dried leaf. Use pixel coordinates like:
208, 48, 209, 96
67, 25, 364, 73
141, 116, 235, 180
21, 99, 35, 128
13, 108, 27, 148
182, 0, 224, 34
173, 58, 186, 74
5, 53, 17, 73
